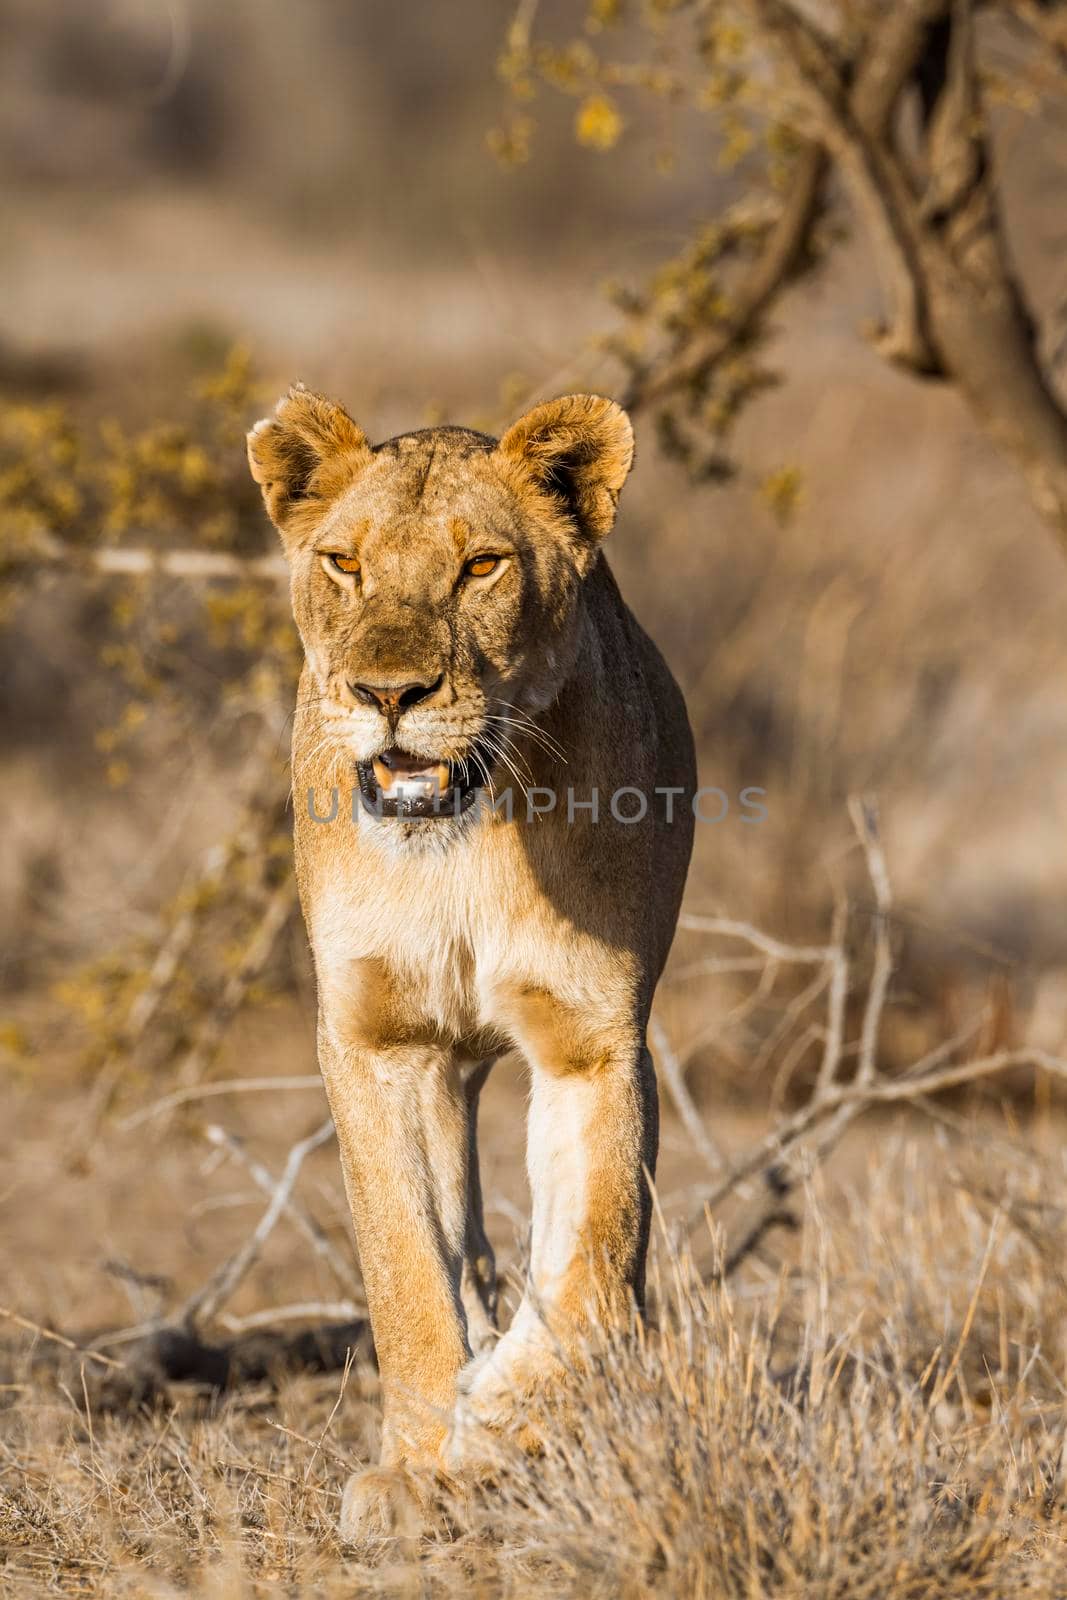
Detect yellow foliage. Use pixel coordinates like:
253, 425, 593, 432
717, 115, 755, 169
487, 114, 535, 166
196, 342, 257, 422
576, 93, 624, 150
537, 41, 598, 92
759, 465, 805, 525
0, 1021, 31, 1060
588, 0, 623, 28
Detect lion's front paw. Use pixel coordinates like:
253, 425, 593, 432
339, 1465, 427, 1546
444, 1325, 565, 1475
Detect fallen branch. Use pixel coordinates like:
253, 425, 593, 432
84, 1317, 371, 1411
217, 1301, 365, 1334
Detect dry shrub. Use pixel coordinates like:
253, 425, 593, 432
3, 1133, 1066, 1597
451, 1145, 1067, 1599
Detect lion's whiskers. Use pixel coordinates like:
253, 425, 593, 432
478, 731, 532, 808
486, 698, 568, 764
296, 726, 347, 784
482, 716, 567, 781
469, 746, 498, 809
481, 724, 536, 787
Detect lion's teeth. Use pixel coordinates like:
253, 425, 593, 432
371, 757, 450, 797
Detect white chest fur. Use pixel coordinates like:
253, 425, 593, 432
307, 811, 625, 1054
310, 819, 521, 1041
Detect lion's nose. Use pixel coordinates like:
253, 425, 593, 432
350, 674, 444, 715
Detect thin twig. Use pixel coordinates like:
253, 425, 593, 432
815, 900, 849, 1094
216, 1456, 340, 1497
182, 1119, 336, 1328
304, 1347, 355, 1485
759, 966, 830, 1090
117, 1075, 325, 1133
117, 734, 284, 1061
265, 1417, 355, 1473
679, 914, 836, 966
650, 1014, 726, 1175
204, 1124, 359, 1296
930, 1210, 1002, 1406
0, 1306, 126, 1370
848, 793, 893, 1086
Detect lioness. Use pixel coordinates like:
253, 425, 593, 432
247, 385, 695, 1537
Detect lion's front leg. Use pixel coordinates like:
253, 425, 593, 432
318, 1027, 472, 1538
447, 1031, 656, 1469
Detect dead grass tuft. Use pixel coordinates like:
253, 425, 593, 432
3, 1141, 1067, 1597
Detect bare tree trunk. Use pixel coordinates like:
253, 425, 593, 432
748, 0, 1067, 556
926, 260, 1067, 546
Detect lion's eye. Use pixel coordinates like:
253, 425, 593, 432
464, 555, 503, 580
328, 554, 361, 577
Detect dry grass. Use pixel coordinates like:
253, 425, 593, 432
3, 1120, 1067, 1598
4, 14, 1067, 1593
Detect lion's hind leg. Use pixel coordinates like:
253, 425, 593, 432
460, 1058, 498, 1355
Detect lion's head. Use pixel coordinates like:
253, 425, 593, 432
247, 385, 633, 819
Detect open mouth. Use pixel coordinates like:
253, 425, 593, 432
355, 745, 490, 820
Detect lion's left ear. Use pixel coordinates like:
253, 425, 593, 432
494, 393, 634, 540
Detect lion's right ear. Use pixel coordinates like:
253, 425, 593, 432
246, 384, 371, 539
494, 393, 634, 546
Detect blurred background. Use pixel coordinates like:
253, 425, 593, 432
3, 0, 1067, 1327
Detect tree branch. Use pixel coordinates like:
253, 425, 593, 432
116, 1075, 325, 1135
749, 0, 944, 370
622, 141, 828, 413
747, 0, 1067, 552
649, 1013, 728, 1175
182, 1118, 337, 1330
26, 533, 287, 581
624, 0, 956, 414
204, 1123, 360, 1298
